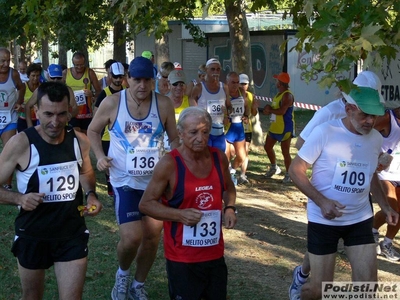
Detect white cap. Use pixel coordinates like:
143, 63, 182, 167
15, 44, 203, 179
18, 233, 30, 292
110, 62, 125, 76
33, 58, 42, 64
168, 70, 186, 85
206, 58, 221, 67
353, 71, 400, 109
173, 62, 182, 70
239, 74, 249, 84
353, 71, 384, 103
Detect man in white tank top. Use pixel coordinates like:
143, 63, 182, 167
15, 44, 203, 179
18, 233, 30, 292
373, 103, 400, 261
88, 56, 179, 300
0, 47, 26, 190
224, 71, 249, 184
190, 58, 231, 152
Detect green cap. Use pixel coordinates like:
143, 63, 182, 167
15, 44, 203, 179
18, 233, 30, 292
141, 50, 153, 60
343, 87, 385, 116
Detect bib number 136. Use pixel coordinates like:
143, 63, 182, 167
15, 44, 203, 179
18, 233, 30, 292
126, 147, 159, 176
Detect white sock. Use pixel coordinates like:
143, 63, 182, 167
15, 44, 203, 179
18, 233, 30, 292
296, 266, 309, 284
132, 279, 145, 288
118, 267, 130, 276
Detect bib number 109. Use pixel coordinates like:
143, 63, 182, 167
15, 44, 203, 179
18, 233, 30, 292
341, 170, 365, 186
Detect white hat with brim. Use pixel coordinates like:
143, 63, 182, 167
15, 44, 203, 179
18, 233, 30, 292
168, 70, 186, 85
353, 71, 384, 103
239, 74, 249, 84
342, 86, 385, 116
206, 58, 221, 67
110, 62, 125, 76
353, 70, 400, 110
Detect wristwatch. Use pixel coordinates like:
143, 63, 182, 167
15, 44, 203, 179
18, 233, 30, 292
224, 206, 237, 214
85, 190, 98, 200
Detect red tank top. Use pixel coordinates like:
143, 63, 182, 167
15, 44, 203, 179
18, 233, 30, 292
162, 147, 226, 263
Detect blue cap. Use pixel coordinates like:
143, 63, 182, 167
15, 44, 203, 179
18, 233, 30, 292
129, 56, 154, 79
47, 64, 63, 77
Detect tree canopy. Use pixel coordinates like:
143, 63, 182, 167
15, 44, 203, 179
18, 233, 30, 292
284, 0, 400, 91
3, 0, 400, 92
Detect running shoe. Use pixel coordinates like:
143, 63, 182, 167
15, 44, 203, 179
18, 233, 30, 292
289, 265, 303, 300
379, 241, 400, 261
129, 284, 148, 300
264, 166, 281, 178
111, 271, 130, 300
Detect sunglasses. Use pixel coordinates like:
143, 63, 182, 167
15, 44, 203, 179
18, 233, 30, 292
172, 82, 185, 87
112, 74, 124, 79
50, 77, 63, 80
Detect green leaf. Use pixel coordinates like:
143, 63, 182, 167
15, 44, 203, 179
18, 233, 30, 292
304, 0, 314, 20
337, 78, 353, 94
361, 24, 381, 38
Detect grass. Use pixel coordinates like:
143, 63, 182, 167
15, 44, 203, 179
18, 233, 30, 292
0, 110, 316, 299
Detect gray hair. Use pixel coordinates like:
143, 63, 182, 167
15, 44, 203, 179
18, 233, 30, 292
177, 107, 212, 133
160, 61, 175, 77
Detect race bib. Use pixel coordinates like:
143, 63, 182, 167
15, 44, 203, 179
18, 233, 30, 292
0, 110, 11, 128
74, 90, 86, 106
38, 161, 79, 202
331, 159, 369, 194
182, 210, 221, 247
207, 99, 225, 124
230, 97, 245, 123
126, 147, 159, 176
270, 113, 276, 122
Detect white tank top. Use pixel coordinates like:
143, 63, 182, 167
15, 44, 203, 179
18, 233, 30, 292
0, 68, 18, 129
378, 110, 400, 181
108, 90, 164, 190
230, 93, 245, 123
197, 82, 226, 124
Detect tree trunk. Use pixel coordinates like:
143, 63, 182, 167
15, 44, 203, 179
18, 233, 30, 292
224, 0, 263, 145
155, 33, 170, 69
12, 40, 18, 67
58, 43, 68, 67
20, 40, 26, 63
113, 21, 126, 63
41, 38, 49, 69
83, 48, 90, 68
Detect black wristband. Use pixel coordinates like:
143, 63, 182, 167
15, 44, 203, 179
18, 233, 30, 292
85, 190, 98, 200
224, 206, 237, 214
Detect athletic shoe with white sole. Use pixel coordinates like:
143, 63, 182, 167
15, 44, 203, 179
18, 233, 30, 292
289, 265, 303, 300
128, 284, 148, 300
379, 241, 400, 261
264, 166, 281, 178
111, 271, 130, 300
